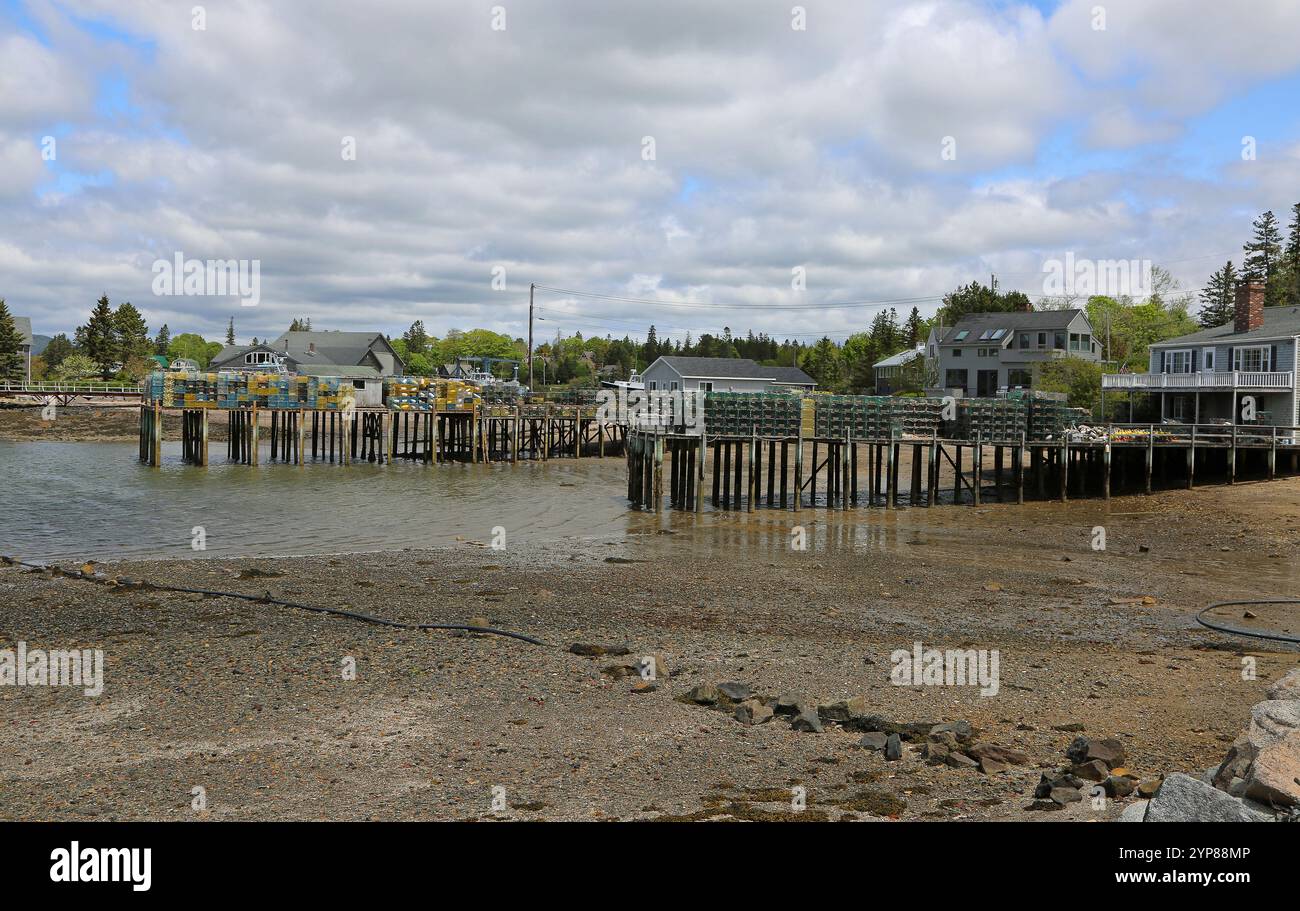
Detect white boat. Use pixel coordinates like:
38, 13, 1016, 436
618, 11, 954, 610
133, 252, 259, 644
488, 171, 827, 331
601, 370, 644, 392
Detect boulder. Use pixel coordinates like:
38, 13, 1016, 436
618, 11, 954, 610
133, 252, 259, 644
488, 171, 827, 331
1065, 736, 1126, 770
1266, 668, 1300, 701
791, 709, 823, 733
718, 682, 753, 702
818, 696, 870, 725
684, 684, 721, 706
1035, 771, 1084, 798
1212, 735, 1255, 791
1071, 759, 1111, 782
1136, 777, 1163, 798
944, 751, 979, 770
1049, 786, 1082, 806
773, 694, 803, 716
1145, 772, 1271, 822
884, 733, 903, 761
858, 732, 889, 751
967, 744, 1029, 766
930, 720, 974, 744
979, 757, 1009, 775
1104, 775, 1136, 799
734, 699, 774, 726
1118, 800, 1149, 822
1242, 730, 1300, 807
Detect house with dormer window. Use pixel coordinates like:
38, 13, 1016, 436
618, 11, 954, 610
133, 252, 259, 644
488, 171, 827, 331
927, 309, 1101, 397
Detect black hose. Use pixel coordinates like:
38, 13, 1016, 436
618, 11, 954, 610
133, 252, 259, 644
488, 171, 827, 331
1196, 599, 1300, 645
1, 555, 546, 646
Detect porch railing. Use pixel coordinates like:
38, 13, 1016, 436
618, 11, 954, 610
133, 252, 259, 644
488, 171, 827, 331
1101, 371, 1293, 390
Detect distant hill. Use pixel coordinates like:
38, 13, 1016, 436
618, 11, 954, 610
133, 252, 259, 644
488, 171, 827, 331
31, 334, 52, 356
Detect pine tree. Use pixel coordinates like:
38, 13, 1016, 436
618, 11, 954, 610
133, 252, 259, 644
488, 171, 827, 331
1243, 210, 1284, 306
153, 323, 171, 356
226, 317, 236, 346
82, 295, 118, 379
42, 333, 73, 369
403, 320, 428, 354
1198, 261, 1238, 328
113, 302, 151, 365
905, 306, 923, 348
1283, 202, 1300, 308
0, 299, 25, 380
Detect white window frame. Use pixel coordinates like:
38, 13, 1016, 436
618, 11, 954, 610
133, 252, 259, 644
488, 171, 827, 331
1166, 349, 1193, 374
1202, 347, 1216, 372
698, 381, 713, 392
1233, 346, 1270, 372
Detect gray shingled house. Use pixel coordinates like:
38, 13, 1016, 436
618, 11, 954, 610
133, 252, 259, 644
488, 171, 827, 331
927, 309, 1101, 397
639, 356, 816, 393
1103, 281, 1299, 425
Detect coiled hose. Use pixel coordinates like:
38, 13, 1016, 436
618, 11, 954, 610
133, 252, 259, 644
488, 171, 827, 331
0, 554, 546, 646
1196, 599, 1300, 645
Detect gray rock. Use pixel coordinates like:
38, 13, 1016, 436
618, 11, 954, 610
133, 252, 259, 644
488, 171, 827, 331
1072, 759, 1111, 782
818, 696, 870, 725
684, 684, 721, 705
1266, 668, 1300, 702
718, 682, 753, 702
858, 732, 889, 751
791, 709, 823, 733
1065, 736, 1126, 770
734, 699, 773, 726
1145, 772, 1271, 822
1118, 800, 1149, 822
884, 733, 903, 761
773, 694, 803, 716
1050, 786, 1082, 805
930, 720, 974, 744
967, 743, 1030, 766
1242, 730, 1300, 807
944, 751, 979, 770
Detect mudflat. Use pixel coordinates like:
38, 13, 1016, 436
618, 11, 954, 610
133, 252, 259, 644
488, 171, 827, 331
2, 479, 1297, 821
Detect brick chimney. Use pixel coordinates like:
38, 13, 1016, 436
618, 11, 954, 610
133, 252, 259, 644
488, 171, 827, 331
1234, 280, 1265, 333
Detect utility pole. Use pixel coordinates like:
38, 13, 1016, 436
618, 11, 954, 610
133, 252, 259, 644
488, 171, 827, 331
527, 282, 535, 390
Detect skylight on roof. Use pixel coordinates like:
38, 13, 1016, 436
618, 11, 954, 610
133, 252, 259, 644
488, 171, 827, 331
990, 328, 1006, 340
953, 330, 969, 341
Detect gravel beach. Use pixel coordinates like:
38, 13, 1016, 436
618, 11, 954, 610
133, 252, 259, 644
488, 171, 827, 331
2, 478, 1298, 821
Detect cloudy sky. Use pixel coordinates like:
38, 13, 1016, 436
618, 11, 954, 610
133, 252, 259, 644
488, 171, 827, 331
3, 0, 1299, 346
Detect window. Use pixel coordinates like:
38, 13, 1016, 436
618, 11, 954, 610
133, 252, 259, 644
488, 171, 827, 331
1019, 333, 1030, 349
1233, 346, 1270, 372
978, 330, 992, 340
1007, 369, 1032, 388
953, 330, 969, 341
1054, 331, 1066, 350
1203, 348, 1215, 372
990, 329, 1006, 340
669, 381, 679, 391
1069, 332, 1081, 351
952, 348, 963, 357
1037, 332, 1047, 348
244, 350, 275, 366
648, 381, 657, 391
1080, 333, 1091, 350
945, 369, 968, 392
699, 381, 713, 392
1166, 349, 1192, 374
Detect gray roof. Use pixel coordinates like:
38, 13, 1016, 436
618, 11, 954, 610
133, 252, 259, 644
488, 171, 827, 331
210, 343, 279, 367
939, 309, 1085, 344
13, 317, 32, 347
873, 348, 924, 369
297, 364, 380, 379
270, 330, 397, 369
1149, 306, 1300, 347
653, 356, 778, 379
768, 365, 816, 385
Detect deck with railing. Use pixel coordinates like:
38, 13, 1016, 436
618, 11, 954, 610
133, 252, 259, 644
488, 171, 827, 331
1101, 371, 1293, 390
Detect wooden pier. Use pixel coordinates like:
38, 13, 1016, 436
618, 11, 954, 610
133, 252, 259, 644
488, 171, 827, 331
625, 424, 1300, 511
138, 404, 626, 468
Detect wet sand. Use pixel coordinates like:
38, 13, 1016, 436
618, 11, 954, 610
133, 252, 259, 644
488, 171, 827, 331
2, 476, 1298, 821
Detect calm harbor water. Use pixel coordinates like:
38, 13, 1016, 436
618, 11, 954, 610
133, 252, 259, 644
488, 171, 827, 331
0, 441, 638, 562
